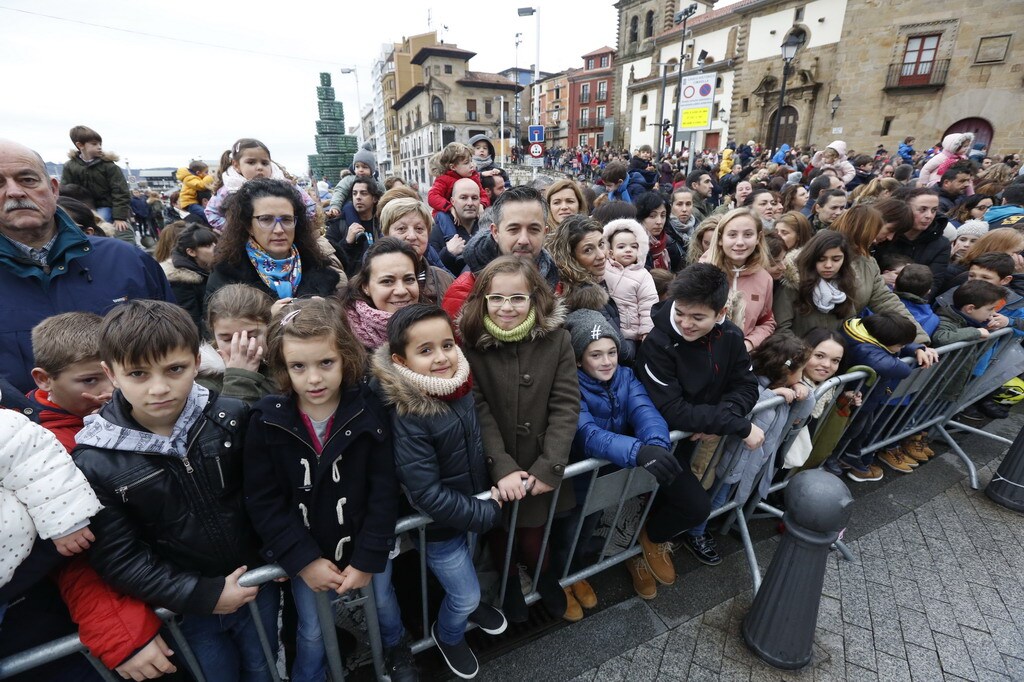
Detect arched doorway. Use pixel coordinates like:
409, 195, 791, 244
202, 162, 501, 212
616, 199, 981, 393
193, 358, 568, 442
943, 118, 993, 149
768, 106, 799, 148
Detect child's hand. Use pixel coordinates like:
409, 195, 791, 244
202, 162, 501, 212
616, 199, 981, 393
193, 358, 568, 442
496, 471, 529, 502
299, 557, 345, 592
115, 634, 177, 680
219, 330, 263, 372
53, 526, 95, 557
526, 475, 554, 496
345, 223, 365, 244
489, 486, 504, 508
270, 297, 294, 317
915, 347, 939, 367
113, 219, 132, 232
978, 328, 991, 339
326, 207, 340, 219
80, 391, 112, 414
881, 270, 898, 288
336, 565, 372, 595
445, 233, 466, 256
988, 314, 1009, 331
742, 424, 766, 450
842, 390, 863, 407
791, 383, 811, 401
213, 566, 259, 614
772, 387, 796, 404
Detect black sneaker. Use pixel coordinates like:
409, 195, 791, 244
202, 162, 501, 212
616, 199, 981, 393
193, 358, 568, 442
958, 404, 987, 422
980, 400, 1010, 420
383, 636, 419, 682
681, 533, 723, 566
468, 603, 508, 635
431, 621, 479, 679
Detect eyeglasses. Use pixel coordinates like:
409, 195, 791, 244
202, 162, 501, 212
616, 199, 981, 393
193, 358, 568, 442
485, 294, 531, 308
252, 214, 296, 231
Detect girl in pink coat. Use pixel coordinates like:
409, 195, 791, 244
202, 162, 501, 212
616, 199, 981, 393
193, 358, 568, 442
810, 140, 856, 185
602, 219, 659, 341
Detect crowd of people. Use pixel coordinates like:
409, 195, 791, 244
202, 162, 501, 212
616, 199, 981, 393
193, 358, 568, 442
1, 121, 1023, 682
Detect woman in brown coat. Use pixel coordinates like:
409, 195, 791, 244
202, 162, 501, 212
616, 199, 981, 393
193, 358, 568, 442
459, 255, 580, 622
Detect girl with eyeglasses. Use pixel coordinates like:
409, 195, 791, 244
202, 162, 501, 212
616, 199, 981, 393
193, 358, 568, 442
458, 256, 580, 624
207, 178, 340, 307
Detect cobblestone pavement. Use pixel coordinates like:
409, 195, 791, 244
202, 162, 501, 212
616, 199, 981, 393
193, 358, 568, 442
565, 462, 1024, 682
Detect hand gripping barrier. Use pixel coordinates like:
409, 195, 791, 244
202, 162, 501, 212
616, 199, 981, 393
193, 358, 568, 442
2, 331, 1019, 678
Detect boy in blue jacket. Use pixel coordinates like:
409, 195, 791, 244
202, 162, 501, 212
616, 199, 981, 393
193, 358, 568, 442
894, 264, 939, 337
824, 313, 935, 481
565, 309, 710, 602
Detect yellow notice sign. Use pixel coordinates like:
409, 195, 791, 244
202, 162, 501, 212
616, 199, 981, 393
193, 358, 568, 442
680, 107, 710, 129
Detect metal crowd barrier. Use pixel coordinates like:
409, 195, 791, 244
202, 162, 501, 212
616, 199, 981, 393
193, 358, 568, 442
3, 330, 1020, 679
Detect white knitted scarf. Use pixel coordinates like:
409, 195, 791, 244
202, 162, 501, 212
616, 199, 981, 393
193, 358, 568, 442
391, 346, 471, 397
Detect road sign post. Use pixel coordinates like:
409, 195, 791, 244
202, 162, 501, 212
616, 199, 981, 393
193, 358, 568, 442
527, 141, 545, 168
528, 125, 545, 143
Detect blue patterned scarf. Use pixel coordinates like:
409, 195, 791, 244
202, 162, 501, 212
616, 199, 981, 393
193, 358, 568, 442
246, 238, 303, 299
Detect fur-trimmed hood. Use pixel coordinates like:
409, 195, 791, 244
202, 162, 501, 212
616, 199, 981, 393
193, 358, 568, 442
780, 247, 802, 289
67, 150, 120, 163
160, 257, 206, 284
465, 300, 568, 350
371, 344, 453, 418
602, 218, 650, 270
941, 132, 974, 155
198, 342, 226, 379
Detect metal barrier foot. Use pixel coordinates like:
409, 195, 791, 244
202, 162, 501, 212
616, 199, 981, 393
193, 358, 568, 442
936, 425, 980, 489
832, 539, 855, 562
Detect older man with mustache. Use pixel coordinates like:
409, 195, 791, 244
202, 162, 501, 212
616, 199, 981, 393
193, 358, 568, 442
0, 139, 173, 398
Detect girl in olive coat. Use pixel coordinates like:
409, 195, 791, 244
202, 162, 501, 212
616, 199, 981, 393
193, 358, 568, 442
458, 255, 580, 621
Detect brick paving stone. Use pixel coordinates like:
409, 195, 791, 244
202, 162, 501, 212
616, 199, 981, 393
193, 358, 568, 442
1000, 654, 1024, 679
960, 625, 1008, 675
816, 595, 844, 636
625, 641, 667, 681
691, 622, 728, 673
970, 583, 1012, 621
984, 615, 1024, 660
905, 642, 943, 681
897, 606, 936, 651
719, 655, 753, 681
893, 581, 927, 613
845, 661, 880, 681
975, 669, 1012, 682
948, 592, 991, 632
842, 622, 877, 671
922, 597, 962, 638
875, 651, 912, 682
593, 654, 631, 681
933, 632, 978, 680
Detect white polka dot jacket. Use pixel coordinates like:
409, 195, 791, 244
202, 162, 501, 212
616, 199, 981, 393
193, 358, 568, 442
0, 410, 102, 588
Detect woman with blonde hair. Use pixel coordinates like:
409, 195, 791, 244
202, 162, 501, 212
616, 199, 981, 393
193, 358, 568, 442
687, 215, 721, 265
851, 177, 901, 205
545, 179, 588, 231
379, 197, 455, 304
703, 208, 775, 350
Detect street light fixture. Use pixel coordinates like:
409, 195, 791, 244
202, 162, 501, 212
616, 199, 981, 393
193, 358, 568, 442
769, 32, 803, 154
517, 7, 541, 130
670, 3, 699, 160
339, 67, 364, 145
830, 94, 842, 119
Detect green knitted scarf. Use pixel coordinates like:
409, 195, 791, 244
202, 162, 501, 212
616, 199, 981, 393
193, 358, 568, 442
483, 307, 537, 343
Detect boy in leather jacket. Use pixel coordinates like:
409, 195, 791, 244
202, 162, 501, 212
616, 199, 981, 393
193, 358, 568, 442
73, 300, 277, 681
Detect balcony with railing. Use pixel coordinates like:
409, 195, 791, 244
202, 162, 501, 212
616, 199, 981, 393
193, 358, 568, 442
596, 91, 608, 102
466, 111, 478, 121
884, 59, 949, 91
578, 117, 605, 129
579, 93, 590, 104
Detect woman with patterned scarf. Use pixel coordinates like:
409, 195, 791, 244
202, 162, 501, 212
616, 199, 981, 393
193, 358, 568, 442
206, 178, 340, 307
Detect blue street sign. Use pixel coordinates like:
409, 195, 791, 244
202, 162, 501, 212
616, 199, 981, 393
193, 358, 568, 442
528, 125, 545, 143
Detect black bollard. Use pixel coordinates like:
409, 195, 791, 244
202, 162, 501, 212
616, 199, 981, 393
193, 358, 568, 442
986, 426, 1024, 512
742, 469, 854, 669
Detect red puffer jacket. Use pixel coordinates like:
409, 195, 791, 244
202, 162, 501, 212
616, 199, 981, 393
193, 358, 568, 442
56, 558, 162, 668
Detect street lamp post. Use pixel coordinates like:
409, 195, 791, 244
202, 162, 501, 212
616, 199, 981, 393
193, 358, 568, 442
339, 67, 364, 145
495, 95, 506, 166
769, 33, 802, 154
515, 32, 523, 153
517, 7, 541, 128
670, 3, 698, 159
650, 62, 676, 161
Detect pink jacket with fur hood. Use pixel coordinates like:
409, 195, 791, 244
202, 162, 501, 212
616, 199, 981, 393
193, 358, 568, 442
810, 140, 855, 185
602, 219, 659, 340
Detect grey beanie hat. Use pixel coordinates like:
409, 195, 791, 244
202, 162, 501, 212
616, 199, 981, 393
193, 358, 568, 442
353, 143, 378, 175
955, 219, 988, 240
564, 308, 622, 360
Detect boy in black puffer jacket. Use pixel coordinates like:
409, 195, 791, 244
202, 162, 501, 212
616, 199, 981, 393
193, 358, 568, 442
371, 304, 506, 680
72, 300, 276, 681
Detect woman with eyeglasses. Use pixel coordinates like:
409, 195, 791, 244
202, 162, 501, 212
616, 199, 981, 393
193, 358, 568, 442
206, 178, 340, 309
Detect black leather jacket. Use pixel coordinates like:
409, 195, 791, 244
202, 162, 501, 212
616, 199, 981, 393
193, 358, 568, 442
72, 391, 261, 615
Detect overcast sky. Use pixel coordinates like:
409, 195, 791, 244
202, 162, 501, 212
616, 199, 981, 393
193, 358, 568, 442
1, 1, 617, 176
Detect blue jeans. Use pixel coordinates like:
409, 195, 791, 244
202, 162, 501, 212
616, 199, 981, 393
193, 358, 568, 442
688, 482, 734, 537
95, 207, 113, 222
177, 583, 280, 682
289, 577, 328, 682
374, 534, 481, 647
